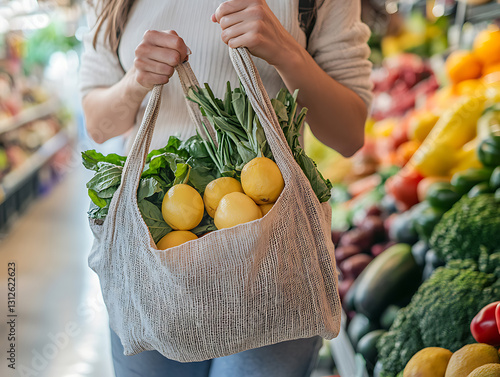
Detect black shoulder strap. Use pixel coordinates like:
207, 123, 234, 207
298, 0, 319, 42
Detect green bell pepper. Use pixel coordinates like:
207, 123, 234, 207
468, 182, 493, 198
451, 167, 493, 195
478, 134, 500, 168
425, 182, 462, 211
411, 202, 445, 241
490, 166, 500, 190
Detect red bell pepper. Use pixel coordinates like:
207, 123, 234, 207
497, 303, 500, 334
470, 301, 500, 347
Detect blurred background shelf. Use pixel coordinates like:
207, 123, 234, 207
0, 97, 60, 134
0, 129, 70, 205
464, 1, 500, 23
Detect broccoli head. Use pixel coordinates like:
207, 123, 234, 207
430, 194, 500, 263
377, 258, 500, 377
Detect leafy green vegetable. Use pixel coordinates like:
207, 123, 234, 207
173, 163, 191, 185
141, 153, 177, 188
180, 135, 211, 160
86, 162, 123, 192
82, 133, 220, 243
137, 199, 171, 243
377, 257, 500, 377
82, 150, 126, 171
272, 88, 332, 202
146, 136, 189, 162
85, 160, 123, 218
88, 201, 110, 221
88, 189, 107, 208
429, 194, 500, 262
191, 213, 217, 236
186, 157, 218, 193
137, 178, 163, 202
187, 82, 272, 177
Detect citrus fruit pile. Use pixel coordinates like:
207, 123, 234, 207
403, 343, 500, 377
156, 156, 284, 249
446, 26, 500, 85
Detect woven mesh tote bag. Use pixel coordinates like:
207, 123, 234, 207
88, 47, 341, 362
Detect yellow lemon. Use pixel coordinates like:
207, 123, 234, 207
259, 203, 274, 216
241, 157, 284, 205
403, 347, 453, 377
467, 363, 500, 377
157, 231, 198, 249
203, 177, 243, 218
445, 343, 500, 377
214, 192, 262, 230
162, 184, 204, 230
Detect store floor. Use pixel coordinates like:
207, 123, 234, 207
0, 163, 332, 377
0, 165, 115, 377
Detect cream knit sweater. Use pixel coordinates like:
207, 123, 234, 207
80, 0, 372, 153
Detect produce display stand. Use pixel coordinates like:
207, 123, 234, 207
454, 0, 500, 44
0, 1, 80, 231
0, 98, 60, 134
324, 1, 500, 376
455, 0, 500, 26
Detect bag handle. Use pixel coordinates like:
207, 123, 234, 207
227, 48, 297, 173
175, 63, 218, 145
118, 47, 299, 204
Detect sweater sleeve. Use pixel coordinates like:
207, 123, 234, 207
79, 3, 125, 99
307, 0, 373, 109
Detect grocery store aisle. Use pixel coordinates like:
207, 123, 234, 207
0, 165, 115, 377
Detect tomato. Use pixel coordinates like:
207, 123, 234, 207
385, 168, 424, 211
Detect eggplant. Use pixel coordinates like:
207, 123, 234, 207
339, 254, 373, 280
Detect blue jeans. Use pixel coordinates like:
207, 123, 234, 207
110, 327, 323, 377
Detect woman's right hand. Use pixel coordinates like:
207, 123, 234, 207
132, 30, 190, 91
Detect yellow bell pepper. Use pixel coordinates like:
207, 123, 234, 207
409, 141, 458, 176
408, 110, 440, 142
449, 139, 482, 176
455, 79, 487, 97
407, 95, 486, 177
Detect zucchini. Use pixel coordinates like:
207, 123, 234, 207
357, 329, 387, 372
347, 313, 378, 349
380, 305, 401, 330
388, 211, 419, 245
354, 244, 421, 321
411, 240, 430, 268
343, 277, 360, 312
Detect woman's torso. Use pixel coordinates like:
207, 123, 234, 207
118, 0, 306, 153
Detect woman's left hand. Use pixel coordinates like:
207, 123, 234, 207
212, 0, 300, 67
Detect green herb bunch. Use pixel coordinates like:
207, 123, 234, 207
187, 82, 332, 202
